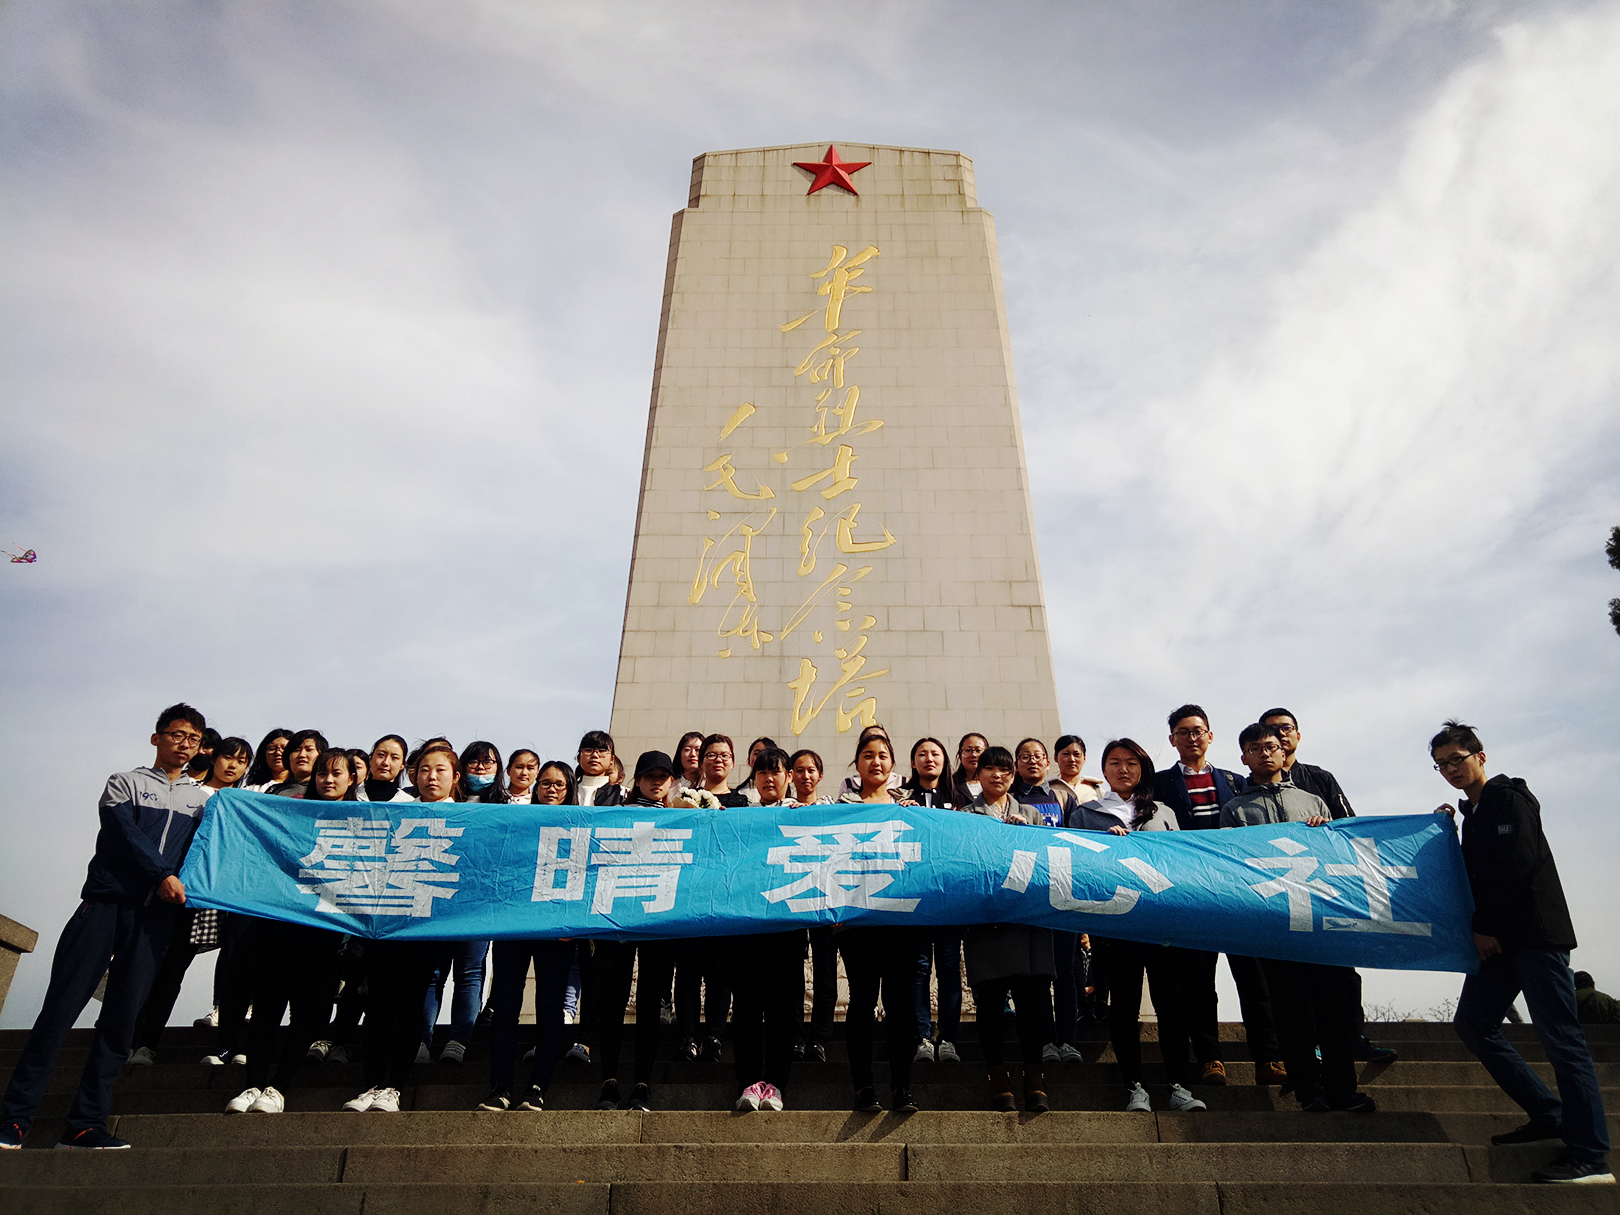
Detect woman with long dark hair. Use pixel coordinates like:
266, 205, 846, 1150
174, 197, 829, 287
952, 732, 989, 804
673, 731, 704, 795
225, 749, 355, 1113
1070, 737, 1202, 1115
244, 728, 292, 792
837, 732, 926, 1113
358, 734, 412, 803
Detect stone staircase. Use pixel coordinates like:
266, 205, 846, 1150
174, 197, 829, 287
5, 1020, 1619, 1213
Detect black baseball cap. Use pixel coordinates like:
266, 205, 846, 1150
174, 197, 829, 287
634, 750, 676, 780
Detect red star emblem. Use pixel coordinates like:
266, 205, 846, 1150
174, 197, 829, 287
793, 145, 871, 196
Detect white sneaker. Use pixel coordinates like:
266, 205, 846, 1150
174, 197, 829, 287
193, 1007, 219, 1028
225, 1087, 261, 1113
127, 1047, 156, 1067
438, 1040, 467, 1065
1057, 1043, 1084, 1064
414, 1043, 431, 1065
325, 1044, 351, 1066
1167, 1084, 1206, 1112
1125, 1083, 1152, 1112
306, 1040, 331, 1063
201, 1050, 228, 1066
368, 1087, 401, 1112
936, 1041, 961, 1064
913, 1040, 935, 1064
248, 1086, 285, 1113
230, 1051, 247, 1065
760, 1082, 784, 1112
735, 1082, 765, 1111
565, 1043, 590, 1063
343, 1087, 379, 1112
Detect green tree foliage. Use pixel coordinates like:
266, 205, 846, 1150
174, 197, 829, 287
1609, 526, 1620, 638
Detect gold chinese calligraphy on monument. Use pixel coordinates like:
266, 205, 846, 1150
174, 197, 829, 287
688, 243, 898, 736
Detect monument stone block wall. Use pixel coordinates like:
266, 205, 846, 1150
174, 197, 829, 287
610, 142, 1061, 771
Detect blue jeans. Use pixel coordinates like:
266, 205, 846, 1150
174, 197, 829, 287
422, 939, 489, 1044
1454, 946, 1610, 1164
914, 930, 962, 1044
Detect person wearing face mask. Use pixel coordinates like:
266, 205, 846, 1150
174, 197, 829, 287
225, 750, 356, 1115
343, 742, 460, 1115
1072, 738, 1204, 1116
417, 742, 500, 1067
357, 734, 412, 803
727, 749, 803, 1112
961, 746, 1054, 1113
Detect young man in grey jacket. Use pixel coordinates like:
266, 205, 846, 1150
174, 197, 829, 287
1220, 722, 1372, 1113
2, 704, 211, 1150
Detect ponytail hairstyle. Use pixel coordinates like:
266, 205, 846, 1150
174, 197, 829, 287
1099, 737, 1159, 828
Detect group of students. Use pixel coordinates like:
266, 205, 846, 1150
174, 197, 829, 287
0, 702, 1610, 1185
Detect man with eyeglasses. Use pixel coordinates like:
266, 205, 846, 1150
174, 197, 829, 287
1221, 722, 1375, 1113
2, 703, 212, 1151
1152, 704, 1283, 1088
1260, 707, 1396, 1065
1433, 720, 1612, 1185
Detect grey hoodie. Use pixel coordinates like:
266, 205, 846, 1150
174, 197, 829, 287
1218, 775, 1331, 828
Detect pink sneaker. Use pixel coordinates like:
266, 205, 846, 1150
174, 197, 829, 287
734, 1081, 767, 1112
759, 1083, 784, 1112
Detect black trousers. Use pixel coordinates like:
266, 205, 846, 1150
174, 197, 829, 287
1095, 937, 1195, 1088
327, 942, 367, 1047
213, 912, 254, 1053
488, 939, 574, 1094
361, 939, 438, 1090
133, 910, 203, 1051
728, 930, 803, 1092
838, 927, 922, 1093
596, 939, 679, 1085
971, 974, 1054, 1068
1184, 949, 1282, 1063
1, 899, 172, 1134
243, 921, 344, 1093
676, 937, 731, 1041
1051, 930, 1079, 1046
799, 926, 838, 1049
1263, 959, 1359, 1102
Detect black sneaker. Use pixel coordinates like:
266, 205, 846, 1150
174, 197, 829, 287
790, 1043, 806, 1062
1493, 1119, 1563, 1145
853, 1085, 883, 1113
55, 1127, 130, 1150
1532, 1156, 1616, 1184
679, 1036, 699, 1063
596, 1079, 621, 1111
806, 1042, 826, 1063
476, 1088, 512, 1112
1353, 1037, 1398, 1062
1299, 1088, 1331, 1113
1326, 1092, 1377, 1113
626, 1082, 653, 1112
517, 1086, 545, 1112
700, 1036, 723, 1064
891, 1088, 919, 1114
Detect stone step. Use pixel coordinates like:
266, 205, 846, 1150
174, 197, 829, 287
19, 1035, 1600, 1071
6, 1182, 1619, 1215
8, 1021, 1615, 1053
97, 1108, 1620, 1147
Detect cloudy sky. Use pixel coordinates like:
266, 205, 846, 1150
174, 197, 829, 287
3, 0, 1617, 1027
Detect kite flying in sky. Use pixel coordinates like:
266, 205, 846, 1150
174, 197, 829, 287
5, 546, 37, 564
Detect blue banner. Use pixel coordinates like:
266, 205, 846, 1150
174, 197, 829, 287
180, 790, 1477, 972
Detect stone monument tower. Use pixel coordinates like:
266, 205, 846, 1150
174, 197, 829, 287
609, 142, 1060, 772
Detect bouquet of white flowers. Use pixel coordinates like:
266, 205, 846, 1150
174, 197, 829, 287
671, 787, 722, 810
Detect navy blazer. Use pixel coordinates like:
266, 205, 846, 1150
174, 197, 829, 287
1152, 764, 1246, 832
